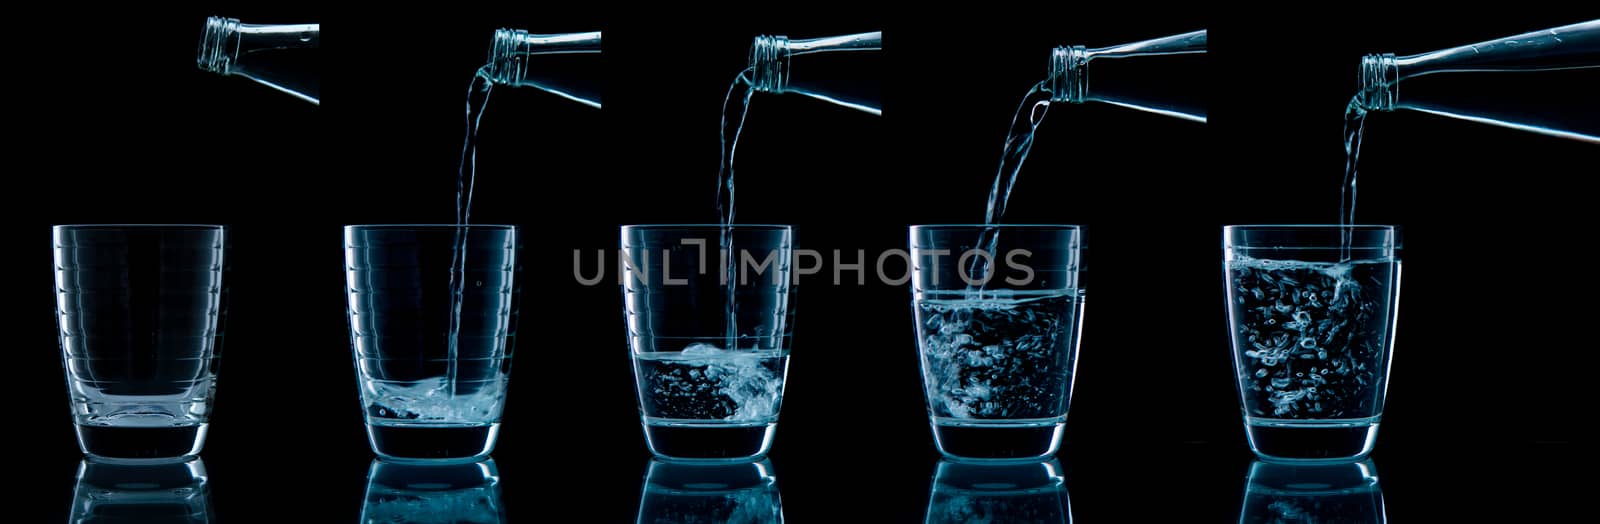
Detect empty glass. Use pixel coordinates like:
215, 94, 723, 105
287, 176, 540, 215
910, 225, 1085, 461
621, 225, 794, 461
344, 225, 520, 463
54, 225, 228, 463
1224, 225, 1401, 462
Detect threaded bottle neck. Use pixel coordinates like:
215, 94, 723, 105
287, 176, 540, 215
1359, 53, 1399, 111
487, 28, 531, 85
1048, 46, 1088, 103
197, 16, 241, 75
749, 35, 790, 94
484, 29, 602, 87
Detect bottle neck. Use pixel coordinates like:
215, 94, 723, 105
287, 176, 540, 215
196, 16, 319, 76
748, 32, 883, 95
1359, 53, 1399, 112
749, 35, 790, 94
485, 29, 603, 86
197, 17, 242, 75
1048, 46, 1088, 103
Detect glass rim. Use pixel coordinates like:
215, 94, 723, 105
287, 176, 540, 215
621, 224, 792, 230
1224, 224, 1396, 231
52, 224, 227, 230
910, 224, 1082, 230
344, 224, 517, 230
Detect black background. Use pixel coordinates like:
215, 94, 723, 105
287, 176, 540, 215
9, 4, 1592, 522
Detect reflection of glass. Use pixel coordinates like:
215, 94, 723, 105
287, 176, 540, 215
925, 459, 1071, 523
1239, 459, 1386, 523
636, 459, 784, 523
69, 458, 212, 523
361, 459, 505, 523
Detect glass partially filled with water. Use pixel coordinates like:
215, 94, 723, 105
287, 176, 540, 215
910, 225, 1084, 461
621, 225, 793, 461
344, 225, 520, 463
1224, 225, 1401, 462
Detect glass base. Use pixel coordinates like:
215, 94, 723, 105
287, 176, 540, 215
366, 423, 499, 464
1245, 419, 1379, 463
76, 423, 207, 463
642, 421, 776, 462
931, 418, 1065, 462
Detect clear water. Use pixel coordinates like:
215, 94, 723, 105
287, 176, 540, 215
457, 68, 495, 226
983, 82, 1054, 227
915, 290, 1079, 421
1340, 97, 1369, 260
634, 345, 788, 424
448, 68, 498, 398
1225, 259, 1395, 423
715, 71, 757, 349
363, 376, 508, 423
716, 70, 755, 229
634, 344, 787, 459
354, 261, 514, 461
969, 83, 1053, 280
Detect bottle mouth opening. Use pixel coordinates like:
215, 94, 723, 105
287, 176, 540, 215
197, 16, 241, 74
749, 35, 790, 94
1048, 46, 1088, 103
487, 28, 529, 85
1358, 54, 1398, 111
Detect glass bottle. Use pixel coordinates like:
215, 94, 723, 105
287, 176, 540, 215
483, 29, 602, 109
748, 31, 882, 115
1048, 29, 1207, 122
196, 16, 320, 105
1356, 19, 1599, 142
